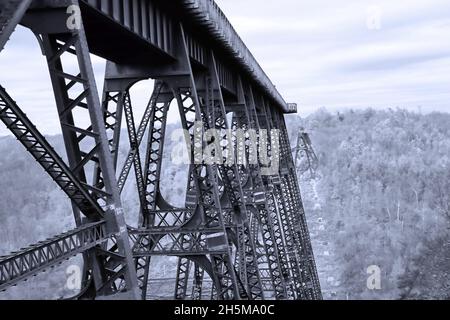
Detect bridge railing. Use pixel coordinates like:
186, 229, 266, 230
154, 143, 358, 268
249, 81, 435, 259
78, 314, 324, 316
182, 0, 289, 112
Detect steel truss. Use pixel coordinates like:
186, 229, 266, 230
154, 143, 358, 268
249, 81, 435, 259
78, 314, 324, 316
0, 0, 322, 300
0, 222, 107, 291
294, 130, 319, 178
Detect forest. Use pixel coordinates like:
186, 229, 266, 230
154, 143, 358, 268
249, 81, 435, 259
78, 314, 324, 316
0, 108, 449, 299
287, 108, 450, 299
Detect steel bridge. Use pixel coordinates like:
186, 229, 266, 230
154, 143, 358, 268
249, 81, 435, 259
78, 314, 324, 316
0, 0, 322, 300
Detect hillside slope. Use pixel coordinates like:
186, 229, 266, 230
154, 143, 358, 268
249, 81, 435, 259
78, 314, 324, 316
287, 108, 450, 299
0, 109, 449, 299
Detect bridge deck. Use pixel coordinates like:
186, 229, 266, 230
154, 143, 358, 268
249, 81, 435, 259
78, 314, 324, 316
25, 0, 291, 113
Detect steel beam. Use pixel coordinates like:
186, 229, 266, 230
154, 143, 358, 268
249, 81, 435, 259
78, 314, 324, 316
34, 4, 139, 298
0, 0, 33, 51
0, 222, 107, 292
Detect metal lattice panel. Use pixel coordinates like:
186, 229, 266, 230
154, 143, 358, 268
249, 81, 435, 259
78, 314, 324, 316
0, 222, 108, 291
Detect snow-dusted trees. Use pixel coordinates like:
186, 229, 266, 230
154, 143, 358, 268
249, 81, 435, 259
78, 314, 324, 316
287, 108, 450, 300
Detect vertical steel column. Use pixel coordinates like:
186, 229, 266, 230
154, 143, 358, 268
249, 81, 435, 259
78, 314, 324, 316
175, 169, 196, 300
38, 3, 138, 298
171, 83, 239, 299
138, 83, 172, 299
94, 67, 161, 299
274, 123, 317, 299
175, 167, 207, 300
235, 80, 288, 299
272, 107, 323, 300
273, 183, 308, 299
168, 23, 240, 300
92, 73, 128, 191
259, 97, 306, 299
201, 53, 263, 300
174, 256, 192, 299
258, 99, 311, 299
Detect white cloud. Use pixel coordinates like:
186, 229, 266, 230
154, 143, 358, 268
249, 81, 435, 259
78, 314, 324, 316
216, 0, 450, 116
1, 1, 449, 137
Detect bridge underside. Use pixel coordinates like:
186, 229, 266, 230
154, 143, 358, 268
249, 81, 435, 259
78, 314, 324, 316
0, 0, 321, 300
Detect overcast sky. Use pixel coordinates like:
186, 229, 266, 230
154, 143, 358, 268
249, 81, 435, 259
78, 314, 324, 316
1, 0, 449, 135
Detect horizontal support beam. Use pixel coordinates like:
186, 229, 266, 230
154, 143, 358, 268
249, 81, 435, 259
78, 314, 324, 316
0, 221, 108, 291
129, 227, 224, 235
0, 223, 230, 290
134, 250, 227, 257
